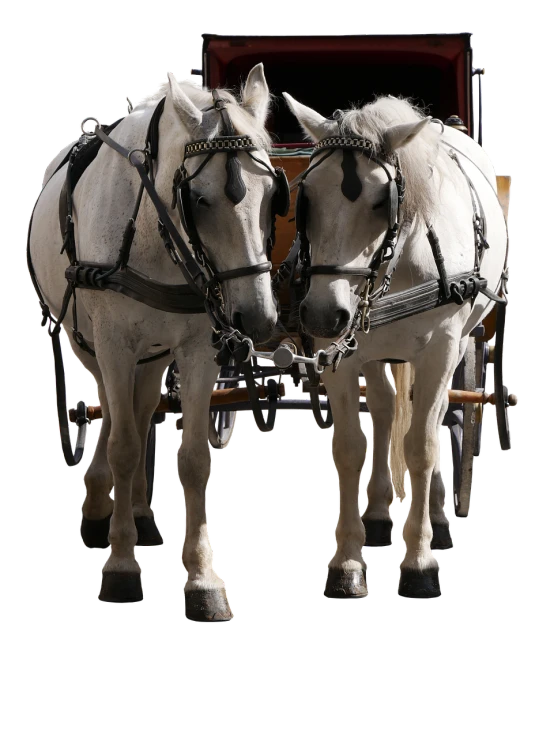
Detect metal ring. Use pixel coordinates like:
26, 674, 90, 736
314, 350, 326, 374
79, 115, 102, 138
128, 148, 147, 167
240, 337, 254, 363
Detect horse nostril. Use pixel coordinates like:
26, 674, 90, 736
232, 312, 246, 335
336, 309, 350, 331
299, 302, 308, 326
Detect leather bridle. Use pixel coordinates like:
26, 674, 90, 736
171, 90, 290, 296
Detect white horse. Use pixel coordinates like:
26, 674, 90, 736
284, 93, 507, 597
30, 65, 280, 619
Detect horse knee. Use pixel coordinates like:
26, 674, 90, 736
332, 429, 367, 475
404, 430, 437, 478
178, 441, 210, 490
108, 430, 141, 479
366, 380, 396, 417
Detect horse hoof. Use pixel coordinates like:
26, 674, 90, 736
363, 519, 393, 547
185, 589, 233, 622
324, 568, 368, 598
398, 567, 441, 598
81, 514, 111, 549
431, 523, 453, 550
135, 516, 163, 546
99, 571, 143, 603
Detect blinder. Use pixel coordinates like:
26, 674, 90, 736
295, 181, 309, 240
272, 166, 291, 218
175, 179, 202, 255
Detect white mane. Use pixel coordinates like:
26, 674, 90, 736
336, 97, 442, 221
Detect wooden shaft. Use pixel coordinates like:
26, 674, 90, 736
310, 383, 516, 407
69, 383, 519, 423
407, 387, 517, 406
69, 384, 286, 423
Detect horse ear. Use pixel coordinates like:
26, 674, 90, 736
167, 73, 202, 131
283, 93, 338, 142
384, 117, 432, 151
242, 63, 271, 123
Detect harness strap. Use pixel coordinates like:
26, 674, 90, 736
426, 225, 451, 300
65, 263, 206, 313
95, 125, 207, 296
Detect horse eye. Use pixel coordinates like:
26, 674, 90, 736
196, 196, 210, 208
372, 186, 389, 211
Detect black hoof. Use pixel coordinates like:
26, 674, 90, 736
99, 571, 143, 603
324, 568, 368, 598
185, 589, 233, 622
363, 519, 393, 547
81, 514, 111, 549
431, 522, 453, 550
398, 567, 441, 598
135, 516, 163, 546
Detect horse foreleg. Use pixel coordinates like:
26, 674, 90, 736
323, 362, 368, 598
94, 336, 143, 603
400, 339, 459, 598
361, 361, 396, 547
173, 345, 232, 622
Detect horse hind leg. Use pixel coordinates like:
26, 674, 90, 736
361, 362, 395, 547
430, 466, 453, 550
75, 348, 113, 549
130, 360, 171, 546
78, 355, 169, 549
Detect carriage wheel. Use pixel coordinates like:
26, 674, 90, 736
208, 363, 238, 449
450, 337, 478, 517
494, 303, 512, 450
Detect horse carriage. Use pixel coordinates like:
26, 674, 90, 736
29, 32, 516, 610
